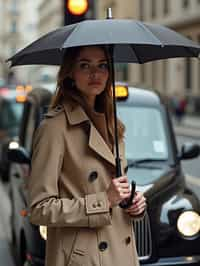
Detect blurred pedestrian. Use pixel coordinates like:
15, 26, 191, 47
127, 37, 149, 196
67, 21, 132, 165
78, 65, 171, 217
28, 45, 146, 266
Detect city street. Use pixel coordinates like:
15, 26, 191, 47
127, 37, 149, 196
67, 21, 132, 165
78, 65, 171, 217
0, 0, 200, 265
0, 181, 15, 266
0, 117, 200, 266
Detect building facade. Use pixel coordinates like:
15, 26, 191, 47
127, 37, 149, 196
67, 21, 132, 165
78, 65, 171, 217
33, 0, 64, 84
36, 0, 97, 85
97, 0, 200, 112
0, 0, 21, 83
0, 0, 39, 85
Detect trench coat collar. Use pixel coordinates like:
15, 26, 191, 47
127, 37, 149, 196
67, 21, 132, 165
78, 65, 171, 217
63, 100, 116, 167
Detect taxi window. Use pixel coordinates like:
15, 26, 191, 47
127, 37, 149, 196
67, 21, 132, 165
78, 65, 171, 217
0, 99, 23, 137
117, 106, 168, 160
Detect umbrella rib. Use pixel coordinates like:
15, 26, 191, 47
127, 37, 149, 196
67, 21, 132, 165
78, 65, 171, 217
136, 21, 163, 46
61, 21, 83, 49
129, 45, 142, 64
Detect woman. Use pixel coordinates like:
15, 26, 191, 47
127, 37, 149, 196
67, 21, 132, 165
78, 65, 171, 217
28, 45, 146, 266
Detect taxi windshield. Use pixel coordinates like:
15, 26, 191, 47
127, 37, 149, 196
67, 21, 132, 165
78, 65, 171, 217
117, 105, 168, 161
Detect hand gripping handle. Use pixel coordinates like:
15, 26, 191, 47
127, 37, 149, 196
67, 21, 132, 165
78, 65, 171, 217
119, 180, 136, 209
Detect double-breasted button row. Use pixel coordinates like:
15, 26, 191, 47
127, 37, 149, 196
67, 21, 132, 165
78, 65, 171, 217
88, 171, 98, 182
99, 241, 108, 251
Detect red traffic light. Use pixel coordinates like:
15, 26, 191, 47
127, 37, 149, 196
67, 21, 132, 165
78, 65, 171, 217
67, 0, 88, 16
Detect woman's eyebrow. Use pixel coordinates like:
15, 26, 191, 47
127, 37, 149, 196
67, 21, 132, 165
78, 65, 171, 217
77, 58, 107, 62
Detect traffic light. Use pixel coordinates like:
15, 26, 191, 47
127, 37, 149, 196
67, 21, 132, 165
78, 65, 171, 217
64, 0, 89, 25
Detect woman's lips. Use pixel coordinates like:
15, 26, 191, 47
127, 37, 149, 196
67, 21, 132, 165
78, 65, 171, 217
88, 81, 102, 86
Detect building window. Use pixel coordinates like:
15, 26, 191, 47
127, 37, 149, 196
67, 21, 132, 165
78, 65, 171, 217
182, 0, 189, 8
11, 21, 17, 33
185, 58, 191, 91
140, 0, 144, 20
151, 0, 156, 18
164, 0, 169, 14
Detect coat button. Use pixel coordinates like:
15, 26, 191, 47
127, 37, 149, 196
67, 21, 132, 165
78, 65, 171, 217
88, 171, 98, 182
99, 241, 108, 251
92, 203, 97, 208
125, 236, 131, 245
97, 201, 102, 207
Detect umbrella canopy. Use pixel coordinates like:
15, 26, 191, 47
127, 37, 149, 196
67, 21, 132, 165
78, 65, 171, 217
7, 19, 200, 67
7, 16, 200, 208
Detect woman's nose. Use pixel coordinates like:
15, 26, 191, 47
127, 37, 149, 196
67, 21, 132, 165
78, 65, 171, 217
89, 66, 99, 77
90, 66, 98, 73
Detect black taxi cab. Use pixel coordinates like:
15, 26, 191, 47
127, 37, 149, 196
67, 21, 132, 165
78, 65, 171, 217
0, 85, 31, 181
7, 84, 200, 266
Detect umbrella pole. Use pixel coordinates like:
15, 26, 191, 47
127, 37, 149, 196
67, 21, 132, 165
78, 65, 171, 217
109, 45, 122, 177
109, 44, 135, 209
106, 9, 122, 176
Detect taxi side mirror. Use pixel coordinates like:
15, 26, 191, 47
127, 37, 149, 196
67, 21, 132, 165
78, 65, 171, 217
7, 146, 31, 165
179, 143, 200, 160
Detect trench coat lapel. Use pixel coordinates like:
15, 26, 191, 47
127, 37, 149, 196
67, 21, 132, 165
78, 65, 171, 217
63, 101, 116, 167
89, 123, 115, 166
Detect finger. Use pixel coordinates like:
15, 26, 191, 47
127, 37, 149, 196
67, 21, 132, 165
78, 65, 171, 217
126, 200, 147, 211
133, 194, 146, 204
115, 182, 130, 193
125, 202, 147, 214
112, 179, 128, 189
117, 176, 129, 183
120, 193, 131, 201
118, 187, 131, 196
119, 183, 130, 190
133, 191, 143, 200
133, 198, 146, 207
126, 205, 146, 215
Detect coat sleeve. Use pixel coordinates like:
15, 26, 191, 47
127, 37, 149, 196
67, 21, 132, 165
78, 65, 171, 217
28, 118, 112, 228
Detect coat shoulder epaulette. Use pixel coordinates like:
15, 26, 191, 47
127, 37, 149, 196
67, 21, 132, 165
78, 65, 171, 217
44, 105, 64, 118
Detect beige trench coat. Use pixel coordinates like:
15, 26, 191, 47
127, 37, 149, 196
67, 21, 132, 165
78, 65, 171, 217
28, 99, 141, 266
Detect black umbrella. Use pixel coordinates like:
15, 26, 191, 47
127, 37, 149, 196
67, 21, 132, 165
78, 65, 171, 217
7, 16, 200, 66
7, 8, 200, 208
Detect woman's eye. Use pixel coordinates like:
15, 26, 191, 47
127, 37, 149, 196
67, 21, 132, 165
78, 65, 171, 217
99, 63, 108, 70
79, 63, 89, 69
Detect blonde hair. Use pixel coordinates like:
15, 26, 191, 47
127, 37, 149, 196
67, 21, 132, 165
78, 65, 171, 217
51, 45, 125, 143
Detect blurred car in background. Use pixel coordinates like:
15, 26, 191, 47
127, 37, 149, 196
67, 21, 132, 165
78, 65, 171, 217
8, 86, 54, 266
0, 86, 30, 181
7, 84, 200, 266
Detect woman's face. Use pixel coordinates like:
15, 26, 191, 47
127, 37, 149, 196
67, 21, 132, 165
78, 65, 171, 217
71, 46, 109, 99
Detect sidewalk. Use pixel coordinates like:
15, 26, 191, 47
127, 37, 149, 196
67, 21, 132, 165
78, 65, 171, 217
173, 114, 200, 138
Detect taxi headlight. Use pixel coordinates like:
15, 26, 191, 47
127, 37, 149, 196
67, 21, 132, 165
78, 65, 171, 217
177, 211, 200, 237
39, 226, 47, 240
8, 141, 19, 149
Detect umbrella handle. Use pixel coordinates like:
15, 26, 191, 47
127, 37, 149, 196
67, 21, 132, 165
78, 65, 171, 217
119, 180, 136, 209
